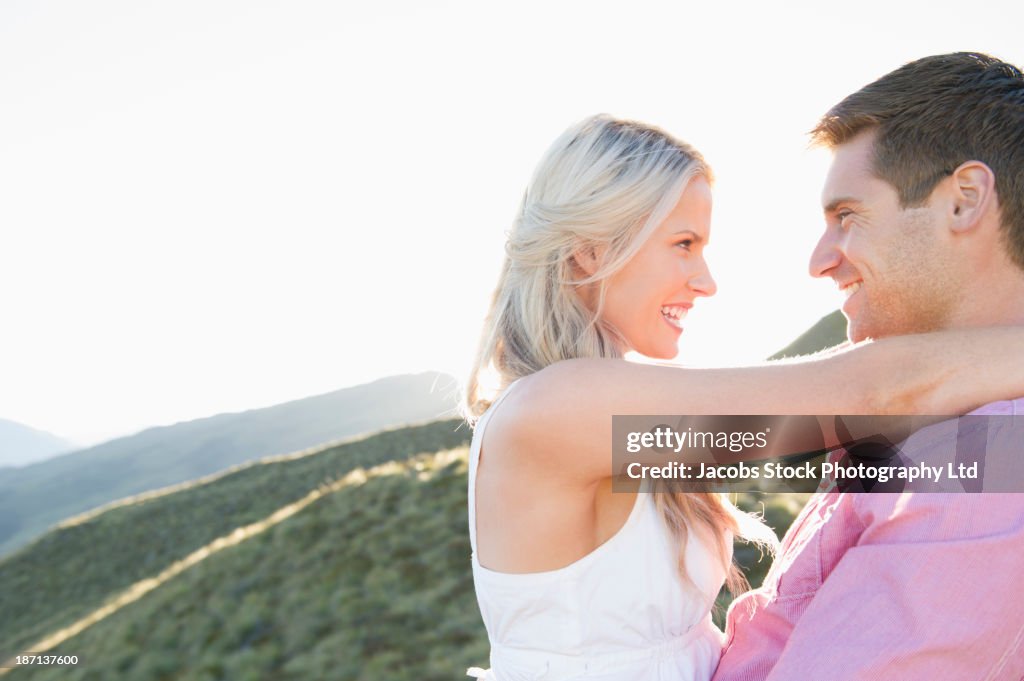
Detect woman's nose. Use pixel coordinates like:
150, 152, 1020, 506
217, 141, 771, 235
691, 262, 717, 298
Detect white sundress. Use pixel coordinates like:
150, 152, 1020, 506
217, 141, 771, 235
467, 385, 729, 681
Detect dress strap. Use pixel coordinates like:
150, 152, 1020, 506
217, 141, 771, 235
467, 379, 522, 552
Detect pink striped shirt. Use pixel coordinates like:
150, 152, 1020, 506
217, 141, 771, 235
713, 399, 1024, 681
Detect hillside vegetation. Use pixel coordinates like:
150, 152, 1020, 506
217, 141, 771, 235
0, 419, 469, 664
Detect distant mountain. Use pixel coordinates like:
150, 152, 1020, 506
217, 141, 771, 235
0, 371, 459, 558
0, 418, 76, 469
769, 310, 848, 359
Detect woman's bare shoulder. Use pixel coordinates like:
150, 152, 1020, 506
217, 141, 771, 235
481, 363, 594, 472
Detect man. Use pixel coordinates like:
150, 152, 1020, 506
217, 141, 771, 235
713, 52, 1024, 680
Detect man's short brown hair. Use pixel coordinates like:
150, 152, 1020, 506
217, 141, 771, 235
811, 52, 1024, 270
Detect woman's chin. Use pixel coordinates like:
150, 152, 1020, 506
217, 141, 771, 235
632, 344, 681, 361
621, 332, 682, 361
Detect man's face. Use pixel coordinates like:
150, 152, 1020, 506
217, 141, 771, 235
809, 131, 958, 342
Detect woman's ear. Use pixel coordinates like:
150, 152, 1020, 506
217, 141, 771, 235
571, 244, 602, 277
948, 161, 997, 234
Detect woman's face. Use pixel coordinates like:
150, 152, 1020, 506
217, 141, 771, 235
599, 176, 717, 359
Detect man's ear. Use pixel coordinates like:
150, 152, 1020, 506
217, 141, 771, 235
948, 161, 997, 234
571, 243, 602, 277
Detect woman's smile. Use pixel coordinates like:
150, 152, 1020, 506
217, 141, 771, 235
660, 303, 692, 330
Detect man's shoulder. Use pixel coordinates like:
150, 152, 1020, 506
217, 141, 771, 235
849, 489, 1024, 541
884, 397, 1024, 493
966, 396, 1024, 415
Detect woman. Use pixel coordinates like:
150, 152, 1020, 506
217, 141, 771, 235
463, 115, 1024, 681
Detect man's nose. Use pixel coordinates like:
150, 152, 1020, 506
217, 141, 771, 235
809, 229, 843, 279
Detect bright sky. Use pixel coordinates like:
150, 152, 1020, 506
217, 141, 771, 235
2, 0, 1022, 446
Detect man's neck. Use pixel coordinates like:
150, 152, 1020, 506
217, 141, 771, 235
947, 269, 1024, 328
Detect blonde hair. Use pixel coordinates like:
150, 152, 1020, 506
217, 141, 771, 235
465, 114, 775, 596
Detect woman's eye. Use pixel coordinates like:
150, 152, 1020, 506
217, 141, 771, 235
675, 239, 693, 250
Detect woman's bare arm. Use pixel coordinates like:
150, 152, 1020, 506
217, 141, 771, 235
490, 326, 1024, 484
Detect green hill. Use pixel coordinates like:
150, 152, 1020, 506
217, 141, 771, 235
0, 418, 803, 681
769, 310, 848, 359
0, 372, 459, 558
0, 419, 470, 668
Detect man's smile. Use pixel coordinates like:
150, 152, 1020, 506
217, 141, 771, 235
839, 280, 863, 299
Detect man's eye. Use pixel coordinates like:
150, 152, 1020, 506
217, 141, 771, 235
837, 210, 853, 227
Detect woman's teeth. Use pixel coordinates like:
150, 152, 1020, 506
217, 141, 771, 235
661, 305, 686, 328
